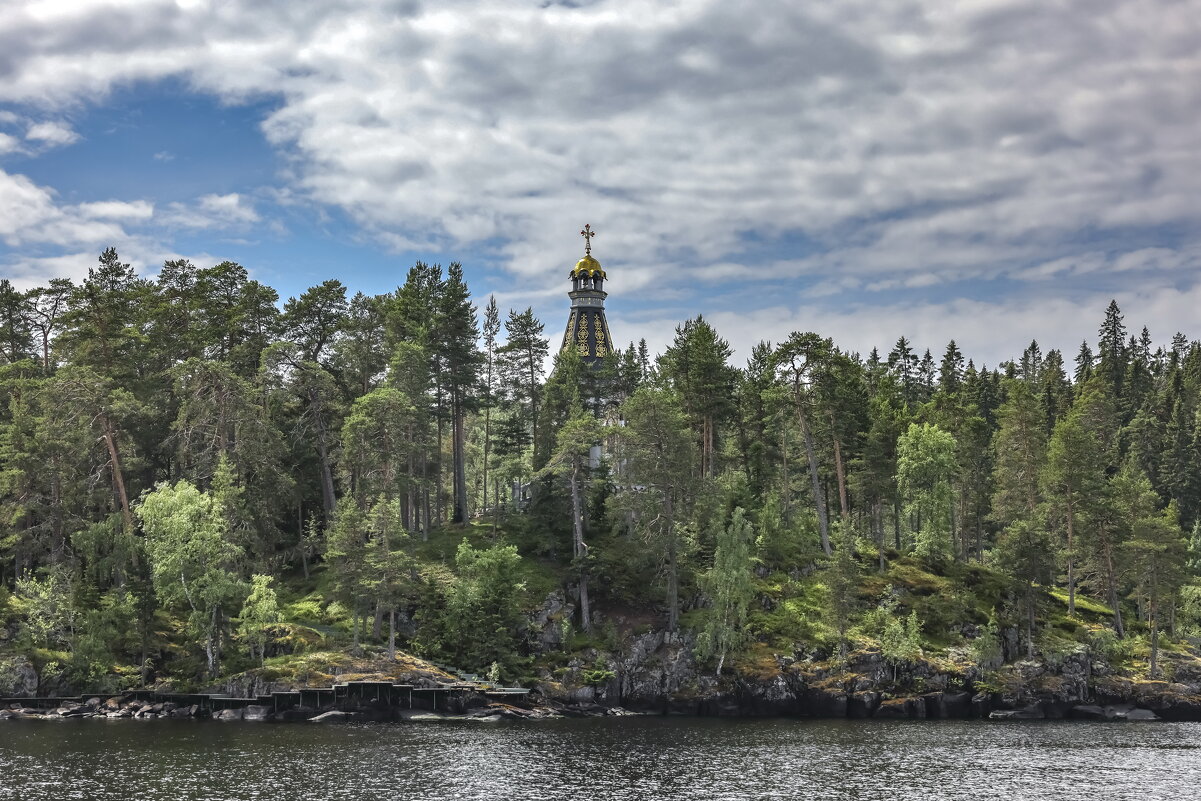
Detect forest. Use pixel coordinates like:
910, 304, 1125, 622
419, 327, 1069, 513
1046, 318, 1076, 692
1, 246, 1200, 694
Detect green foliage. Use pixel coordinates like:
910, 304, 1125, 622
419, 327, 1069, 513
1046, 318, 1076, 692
239, 575, 283, 665
695, 507, 757, 675
581, 657, 616, 687
14, 567, 76, 651
969, 616, 1003, 669
425, 540, 527, 676
881, 611, 924, 674
896, 422, 956, 560
137, 479, 246, 677
1088, 626, 1135, 663
4, 258, 1201, 695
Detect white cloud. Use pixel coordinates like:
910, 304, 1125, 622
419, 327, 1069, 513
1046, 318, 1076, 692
163, 192, 260, 229
75, 199, 155, 220
25, 120, 79, 146
0, 0, 1199, 348
609, 279, 1201, 373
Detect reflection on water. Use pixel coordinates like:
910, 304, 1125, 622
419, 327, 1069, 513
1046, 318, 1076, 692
0, 717, 1197, 801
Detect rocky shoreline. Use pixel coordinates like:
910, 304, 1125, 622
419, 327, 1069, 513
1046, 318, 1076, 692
0, 688, 1189, 723
527, 623, 1201, 722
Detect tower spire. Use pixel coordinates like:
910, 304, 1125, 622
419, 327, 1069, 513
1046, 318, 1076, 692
580, 223, 595, 257
562, 224, 613, 368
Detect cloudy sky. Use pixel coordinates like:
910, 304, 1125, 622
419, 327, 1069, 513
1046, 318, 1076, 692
2, 0, 1199, 367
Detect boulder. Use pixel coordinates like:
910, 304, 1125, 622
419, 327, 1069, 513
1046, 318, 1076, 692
309, 710, 352, 723
1109, 705, 1159, 722
0, 657, 39, 696
1071, 704, 1107, 721
942, 692, 972, 718
243, 705, 272, 721
989, 705, 1044, 720
847, 692, 879, 718
215, 708, 244, 721
874, 698, 913, 718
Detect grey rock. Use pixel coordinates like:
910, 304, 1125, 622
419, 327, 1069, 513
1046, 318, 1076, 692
309, 710, 351, 723
215, 708, 244, 721
989, 705, 1044, 720
242, 705, 272, 721
1071, 704, 1107, 721
0, 657, 39, 696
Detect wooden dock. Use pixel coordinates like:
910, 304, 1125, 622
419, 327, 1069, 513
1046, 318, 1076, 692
1, 678, 530, 719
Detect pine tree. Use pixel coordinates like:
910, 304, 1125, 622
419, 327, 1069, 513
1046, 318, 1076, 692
1042, 405, 1105, 616
539, 405, 604, 632
660, 316, 736, 477
480, 296, 501, 514
776, 332, 834, 555
938, 340, 965, 393
498, 307, 548, 458
0, 279, 33, 365
617, 385, 697, 633
1097, 300, 1128, 398
991, 380, 1047, 528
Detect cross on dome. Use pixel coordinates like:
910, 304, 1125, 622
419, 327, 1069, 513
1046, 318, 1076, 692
580, 224, 596, 257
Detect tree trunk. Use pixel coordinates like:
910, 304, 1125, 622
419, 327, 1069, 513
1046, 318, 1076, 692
452, 394, 468, 523
405, 426, 415, 531
875, 500, 886, 571
665, 490, 679, 633
388, 609, 397, 661
571, 457, 591, 633
1104, 540, 1125, 637
1066, 502, 1075, 617
207, 605, 220, 677
100, 417, 133, 535
893, 498, 902, 551
829, 414, 849, 524
482, 405, 492, 513
797, 408, 831, 555
308, 386, 337, 521
1025, 585, 1035, 659
422, 487, 431, 542
435, 413, 445, 524
780, 419, 790, 520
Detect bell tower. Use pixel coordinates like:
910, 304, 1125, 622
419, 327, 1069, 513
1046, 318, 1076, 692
561, 223, 613, 368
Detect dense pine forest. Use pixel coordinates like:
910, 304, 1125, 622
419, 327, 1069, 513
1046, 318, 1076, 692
1, 247, 1200, 699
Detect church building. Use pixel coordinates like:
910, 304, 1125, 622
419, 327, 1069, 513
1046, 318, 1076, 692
560, 224, 614, 367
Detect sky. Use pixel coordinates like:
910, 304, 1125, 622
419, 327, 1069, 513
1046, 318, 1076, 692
2, 0, 1200, 368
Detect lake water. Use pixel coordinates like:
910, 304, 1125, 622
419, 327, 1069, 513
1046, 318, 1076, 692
1, 717, 1197, 800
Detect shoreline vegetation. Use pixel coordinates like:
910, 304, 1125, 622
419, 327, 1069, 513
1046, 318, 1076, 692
2, 252, 1201, 724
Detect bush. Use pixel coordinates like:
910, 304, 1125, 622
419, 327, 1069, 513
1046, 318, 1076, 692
1088, 627, 1134, 663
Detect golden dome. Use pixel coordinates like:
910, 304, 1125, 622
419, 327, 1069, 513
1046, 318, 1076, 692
572, 255, 606, 278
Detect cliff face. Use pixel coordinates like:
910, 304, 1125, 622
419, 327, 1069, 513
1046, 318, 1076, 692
530, 618, 1201, 721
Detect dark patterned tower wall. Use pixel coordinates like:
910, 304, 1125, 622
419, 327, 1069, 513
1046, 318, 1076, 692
561, 305, 614, 366
561, 252, 613, 369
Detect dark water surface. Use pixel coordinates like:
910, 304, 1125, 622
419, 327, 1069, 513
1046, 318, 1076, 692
1, 717, 1198, 800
